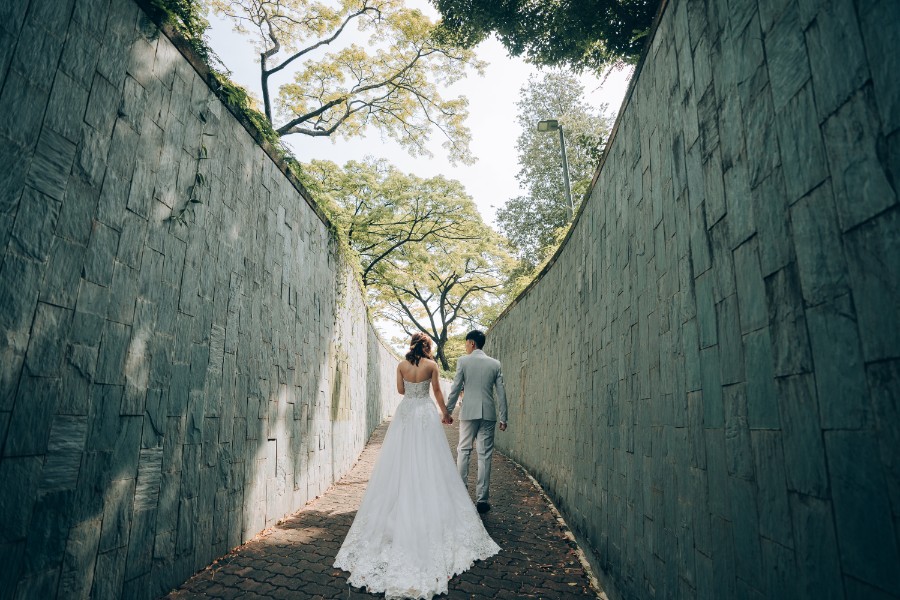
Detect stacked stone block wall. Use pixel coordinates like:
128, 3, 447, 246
488, 0, 899, 598
0, 0, 400, 597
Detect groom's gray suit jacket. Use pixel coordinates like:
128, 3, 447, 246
445, 349, 508, 423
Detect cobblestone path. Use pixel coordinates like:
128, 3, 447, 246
165, 416, 603, 600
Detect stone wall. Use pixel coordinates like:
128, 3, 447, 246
488, 0, 899, 598
0, 0, 400, 597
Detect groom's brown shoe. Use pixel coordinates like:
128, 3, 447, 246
476, 502, 491, 514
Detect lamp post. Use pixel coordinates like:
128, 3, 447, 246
537, 119, 574, 220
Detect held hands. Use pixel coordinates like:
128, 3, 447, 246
441, 411, 453, 425
498, 422, 507, 432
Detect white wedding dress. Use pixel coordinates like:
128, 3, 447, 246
334, 379, 500, 599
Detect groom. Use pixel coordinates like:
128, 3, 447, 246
445, 330, 508, 514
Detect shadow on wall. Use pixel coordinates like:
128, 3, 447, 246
0, 0, 400, 597
487, 0, 900, 597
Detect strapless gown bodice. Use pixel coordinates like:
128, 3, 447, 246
402, 379, 431, 399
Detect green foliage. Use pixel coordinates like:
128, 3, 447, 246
144, 0, 284, 155
144, 0, 280, 151
143, 0, 343, 227
146, 0, 214, 62
209, 0, 485, 164
431, 0, 657, 73
212, 74, 283, 148
300, 158, 484, 285
496, 70, 612, 275
371, 230, 512, 370
305, 158, 512, 368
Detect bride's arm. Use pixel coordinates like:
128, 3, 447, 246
397, 364, 405, 395
431, 364, 451, 421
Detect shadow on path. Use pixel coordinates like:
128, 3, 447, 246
165, 413, 601, 599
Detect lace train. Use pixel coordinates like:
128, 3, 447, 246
333, 380, 500, 599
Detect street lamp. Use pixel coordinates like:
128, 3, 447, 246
537, 119, 574, 220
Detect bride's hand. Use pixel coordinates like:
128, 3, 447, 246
441, 411, 452, 425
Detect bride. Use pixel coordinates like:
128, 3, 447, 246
333, 333, 500, 599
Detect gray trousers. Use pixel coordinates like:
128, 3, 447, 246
457, 419, 496, 504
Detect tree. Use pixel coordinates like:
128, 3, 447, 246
301, 158, 511, 368
496, 70, 611, 272
208, 0, 485, 163
371, 233, 511, 370
431, 0, 657, 72
437, 333, 467, 373
300, 158, 482, 286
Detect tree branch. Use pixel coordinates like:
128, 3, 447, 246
265, 4, 382, 77
275, 48, 424, 135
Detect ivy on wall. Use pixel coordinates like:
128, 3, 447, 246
140, 0, 339, 222
137, 0, 374, 297
144, 0, 212, 61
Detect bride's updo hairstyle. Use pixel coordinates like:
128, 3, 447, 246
405, 333, 433, 366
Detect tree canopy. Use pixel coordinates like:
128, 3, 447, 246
300, 158, 483, 285
431, 0, 657, 72
301, 158, 511, 367
496, 70, 611, 276
370, 231, 510, 370
208, 0, 485, 163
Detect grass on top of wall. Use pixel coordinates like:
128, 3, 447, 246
138, 0, 371, 291
141, 0, 341, 223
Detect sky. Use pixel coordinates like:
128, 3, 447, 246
202, 0, 633, 228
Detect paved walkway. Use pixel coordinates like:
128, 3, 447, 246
165, 416, 603, 600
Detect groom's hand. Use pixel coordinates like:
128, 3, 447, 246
498, 422, 507, 431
